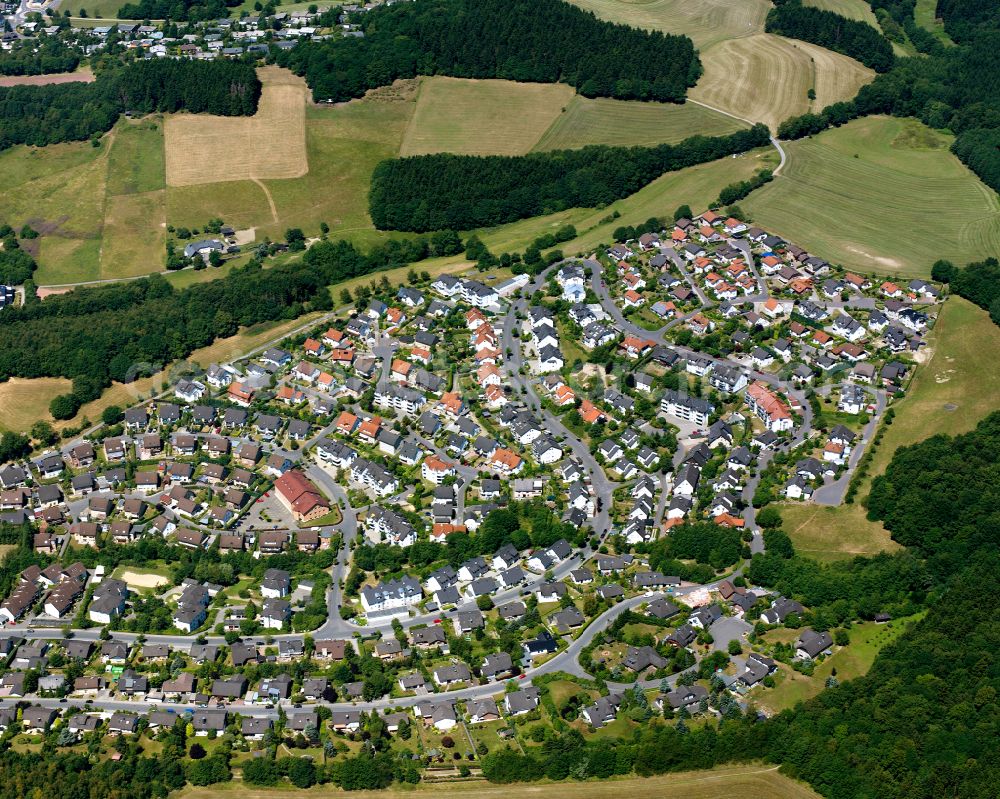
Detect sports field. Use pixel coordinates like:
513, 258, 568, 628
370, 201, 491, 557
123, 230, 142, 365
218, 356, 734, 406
534, 95, 747, 151
165, 66, 308, 187
400, 77, 573, 156
744, 116, 1000, 276
690, 34, 875, 132
180, 767, 821, 799
564, 0, 770, 49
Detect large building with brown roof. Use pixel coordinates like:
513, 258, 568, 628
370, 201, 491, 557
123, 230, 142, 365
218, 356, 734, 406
274, 469, 330, 523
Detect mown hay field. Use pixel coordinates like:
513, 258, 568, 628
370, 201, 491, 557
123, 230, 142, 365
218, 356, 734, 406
564, 0, 770, 49
400, 76, 574, 156
180, 766, 821, 799
164, 66, 308, 187
744, 116, 1000, 276
533, 95, 747, 151
689, 33, 875, 132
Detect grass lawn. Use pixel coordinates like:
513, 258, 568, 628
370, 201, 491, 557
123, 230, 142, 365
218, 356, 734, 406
301, 506, 343, 528
535, 96, 747, 151
74, 0, 128, 17
759, 614, 924, 714
744, 116, 1000, 276
779, 502, 900, 563
401, 77, 573, 156
466, 718, 514, 753
546, 678, 597, 709
690, 34, 874, 132
180, 765, 821, 798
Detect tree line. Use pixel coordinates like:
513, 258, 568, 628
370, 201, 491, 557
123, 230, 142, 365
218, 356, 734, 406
765, 0, 895, 72
368, 125, 772, 232
275, 0, 701, 104
771, 3, 1000, 198
118, 0, 241, 21
931, 257, 1000, 325
0, 59, 260, 151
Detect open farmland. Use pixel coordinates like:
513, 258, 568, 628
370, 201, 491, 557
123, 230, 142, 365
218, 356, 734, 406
180, 767, 821, 799
689, 34, 875, 132
564, 0, 770, 49
534, 95, 747, 150
400, 77, 573, 156
0, 117, 168, 284
166, 79, 418, 248
744, 116, 1000, 276
0, 377, 73, 432
164, 66, 308, 187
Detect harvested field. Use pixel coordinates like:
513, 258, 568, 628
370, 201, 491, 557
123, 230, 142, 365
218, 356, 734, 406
564, 0, 770, 49
0, 68, 94, 87
180, 766, 821, 799
400, 77, 573, 156
689, 33, 875, 131
164, 66, 308, 187
0, 377, 73, 432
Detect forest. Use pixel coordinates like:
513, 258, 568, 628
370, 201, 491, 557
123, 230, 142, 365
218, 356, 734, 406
369, 125, 771, 231
275, 0, 701, 104
931, 257, 1000, 325
0, 37, 80, 76
118, 0, 241, 21
772, 0, 1000, 195
0, 60, 259, 151
765, 0, 895, 71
